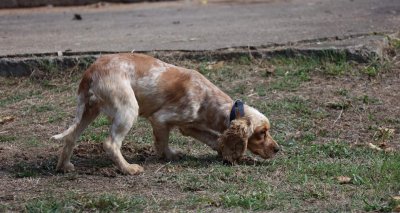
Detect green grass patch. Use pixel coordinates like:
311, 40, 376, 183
0, 135, 17, 143
267, 54, 352, 91
0, 90, 42, 107
25, 193, 147, 212
48, 111, 67, 123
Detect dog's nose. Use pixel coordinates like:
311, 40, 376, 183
273, 146, 280, 153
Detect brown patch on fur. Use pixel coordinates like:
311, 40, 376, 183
78, 56, 114, 96
118, 53, 159, 78
158, 67, 191, 104
78, 65, 94, 96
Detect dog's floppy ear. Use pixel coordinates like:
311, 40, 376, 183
219, 117, 252, 164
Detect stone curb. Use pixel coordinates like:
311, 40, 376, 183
0, 0, 172, 9
0, 34, 393, 77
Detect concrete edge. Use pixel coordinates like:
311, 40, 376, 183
0, 34, 395, 77
0, 0, 174, 9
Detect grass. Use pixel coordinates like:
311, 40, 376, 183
265, 53, 355, 91
0, 52, 399, 212
25, 193, 147, 212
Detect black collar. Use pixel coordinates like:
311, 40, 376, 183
229, 100, 245, 123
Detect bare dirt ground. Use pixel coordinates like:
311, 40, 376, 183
0, 52, 399, 211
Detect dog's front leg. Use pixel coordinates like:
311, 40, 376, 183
150, 121, 182, 161
179, 127, 220, 152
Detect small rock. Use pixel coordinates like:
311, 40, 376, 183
368, 143, 382, 151
394, 205, 400, 212
73, 14, 82, 21
337, 176, 352, 184
0, 116, 14, 125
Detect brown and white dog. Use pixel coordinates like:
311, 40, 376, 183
52, 53, 279, 175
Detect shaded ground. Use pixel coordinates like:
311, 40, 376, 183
0, 49, 399, 211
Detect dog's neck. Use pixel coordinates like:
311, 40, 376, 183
209, 101, 269, 134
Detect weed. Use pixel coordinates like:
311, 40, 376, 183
363, 199, 393, 212
233, 83, 247, 94
0, 204, 9, 212
390, 38, 400, 49
25, 193, 147, 212
35, 104, 55, 112
336, 88, 349, 96
360, 95, 380, 105
13, 162, 40, 178
0, 135, 17, 142
26, 137, 40, 147
268, 96, 311, 115
80, 130, 108, 142
48, 111, 67, 123
220, 189, 274, 210
91, 115, 110, 128
198, 62, 210, 75
37, 59, 59, 75
0, 95, 24, 107
254, 84, 267, 96
238, 55, 251, 65
324, 61, 348, 75
363, 65, 379, 77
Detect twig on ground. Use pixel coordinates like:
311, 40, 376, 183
333, 108, 344, 126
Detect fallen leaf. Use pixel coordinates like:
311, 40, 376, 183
384, 147, 396, 153
394, 205, 400, 212
377, 128, 395, 147
325, 100, 351, 110
368, 143, 382, 151
212, 61, 224, 70
379, 141, 388, 148
337, 176, 351, 184
206, 61, 225, 70
379, 127, 395, 135
0, 116, 14, 125
393, 196, 400, 201
265, 65, 275, 76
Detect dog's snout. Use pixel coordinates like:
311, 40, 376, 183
273, 146, 280, 153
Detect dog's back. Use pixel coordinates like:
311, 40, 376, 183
80, 53, 231, 122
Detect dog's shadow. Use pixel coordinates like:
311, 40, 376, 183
4, 143, 266, 178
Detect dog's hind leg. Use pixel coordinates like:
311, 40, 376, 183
54, 98, 100, 173
102, 86, 143, 175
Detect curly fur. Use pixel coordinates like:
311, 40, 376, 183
219, 117, 253, 163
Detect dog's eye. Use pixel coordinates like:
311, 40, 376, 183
257, 131, 265, 140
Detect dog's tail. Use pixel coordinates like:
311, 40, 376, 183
51, 70, 93, 141
51, 94, 87, 141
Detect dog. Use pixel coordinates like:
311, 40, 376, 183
52, 53, 279, 175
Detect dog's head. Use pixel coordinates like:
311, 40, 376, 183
219, 108, 279, 164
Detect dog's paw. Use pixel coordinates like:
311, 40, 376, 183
121, 164, 144, 175
56, 162, 75, 173
165, 149, 184, 161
